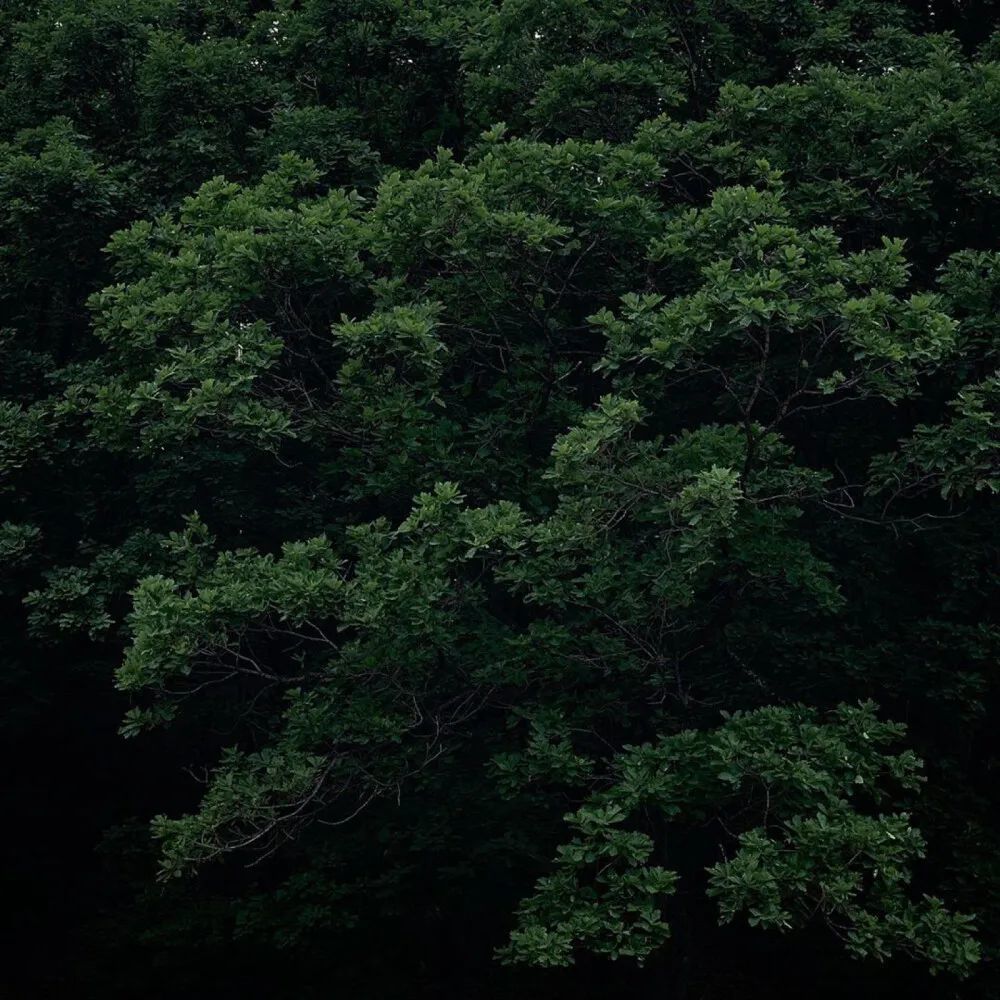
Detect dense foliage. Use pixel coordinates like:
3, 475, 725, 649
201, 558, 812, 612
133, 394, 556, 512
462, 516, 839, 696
1, 1, 998, 996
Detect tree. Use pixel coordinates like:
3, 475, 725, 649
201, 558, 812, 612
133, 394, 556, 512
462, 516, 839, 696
1, 1, 998, 997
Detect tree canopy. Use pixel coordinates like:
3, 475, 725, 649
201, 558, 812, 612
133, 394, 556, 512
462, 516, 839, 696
1, 1, 998, 996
